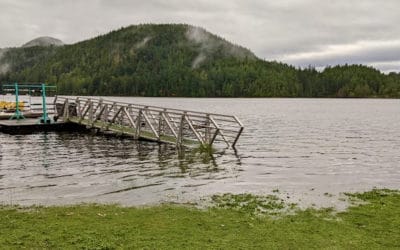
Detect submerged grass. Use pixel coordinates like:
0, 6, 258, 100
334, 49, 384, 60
211, 193, 292, 216
1, 189, 400, 249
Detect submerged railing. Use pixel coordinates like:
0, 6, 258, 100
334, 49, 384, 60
54, 96, 244, 148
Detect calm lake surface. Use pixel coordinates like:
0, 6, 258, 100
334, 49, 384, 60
1, 97, 400, 207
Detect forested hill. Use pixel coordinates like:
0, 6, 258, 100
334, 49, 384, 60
0, 24, 399, 97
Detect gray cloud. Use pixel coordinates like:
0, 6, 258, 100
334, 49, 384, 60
0, 63, 10, 75
134, 36, 152, 49
0, 0, 399, 72
368, 61, 400, 74
281, 40, 400, 66
0, 48, 11, 75
186, 26, 210, 68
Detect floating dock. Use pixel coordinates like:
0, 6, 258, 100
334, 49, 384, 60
0, 96, 244, 148
0, 119, 78, 134
0, 112, 43, 120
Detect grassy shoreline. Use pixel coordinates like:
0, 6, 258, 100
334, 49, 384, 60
1, 189, 399, 249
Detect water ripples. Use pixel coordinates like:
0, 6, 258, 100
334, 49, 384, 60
1, 98, 400, 207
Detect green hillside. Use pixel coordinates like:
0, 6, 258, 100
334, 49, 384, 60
0, 24, 399, 97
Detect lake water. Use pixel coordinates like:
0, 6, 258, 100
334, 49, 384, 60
1, 97, 400, 208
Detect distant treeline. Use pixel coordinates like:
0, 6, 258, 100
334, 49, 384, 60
0, 24, 399, 97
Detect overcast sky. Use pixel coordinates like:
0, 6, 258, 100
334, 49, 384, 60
0, 0, 399, 72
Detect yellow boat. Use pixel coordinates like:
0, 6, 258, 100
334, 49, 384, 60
0, 101, 25, 111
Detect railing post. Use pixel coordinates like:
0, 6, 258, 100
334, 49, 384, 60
101, 104, 108, 131
53, 95, 58, 116
205, 114, 211, 144
75, 97, 81, 117
63, 99, 69, 121
103, 104, 108, 122
158, 111, 163, 138
127, 104, 132, 124
104, 103, 111, 130
92, 99, 103, 126
88, 100, 93, 126
135, 109, 142, 139
177, 113, 185, 147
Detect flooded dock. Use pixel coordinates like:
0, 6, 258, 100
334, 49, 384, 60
0, 119, 80, 134
54, 96, 244, 148
0, 89, 244, 148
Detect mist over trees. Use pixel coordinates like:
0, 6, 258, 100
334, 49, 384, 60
0, 24, 399, 97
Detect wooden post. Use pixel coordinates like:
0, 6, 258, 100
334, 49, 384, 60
127, 104, 132, 126
158, 111, 163, 138
205, 114, 211, 144
101, 104, 108, 130
53, 95, 58, 116
177, 113, 185, 147
135, 109, 142, 139
88, 100, 93, 126
76, 97, 81, 117
63, 99, 69, 121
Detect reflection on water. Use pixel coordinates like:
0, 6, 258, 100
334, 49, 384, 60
1, 98, 400, 207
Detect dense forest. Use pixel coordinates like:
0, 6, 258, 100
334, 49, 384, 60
0, 24, 399, 97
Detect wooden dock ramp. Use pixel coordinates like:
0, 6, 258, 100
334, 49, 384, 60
55, 96, 244, 148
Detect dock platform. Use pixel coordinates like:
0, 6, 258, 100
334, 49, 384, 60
0, 112, 43, 120
0, 119, 79, 134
